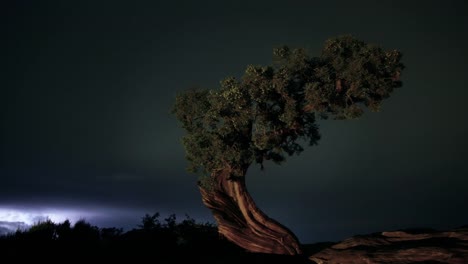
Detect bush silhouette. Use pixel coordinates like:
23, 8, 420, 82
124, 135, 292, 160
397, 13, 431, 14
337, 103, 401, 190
0, 213, 290, 262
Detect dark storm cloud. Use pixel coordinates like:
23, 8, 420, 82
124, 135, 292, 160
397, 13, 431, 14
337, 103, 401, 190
1, 0, 468, 243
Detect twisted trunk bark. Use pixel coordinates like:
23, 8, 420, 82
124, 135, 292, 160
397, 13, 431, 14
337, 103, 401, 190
199, 167, 302, 255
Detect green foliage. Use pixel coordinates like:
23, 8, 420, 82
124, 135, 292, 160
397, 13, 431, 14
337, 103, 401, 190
173, 35, 404, 179
309, 35, 404, 118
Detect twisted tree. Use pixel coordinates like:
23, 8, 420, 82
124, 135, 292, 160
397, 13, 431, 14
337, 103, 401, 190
173, 35, 404, 255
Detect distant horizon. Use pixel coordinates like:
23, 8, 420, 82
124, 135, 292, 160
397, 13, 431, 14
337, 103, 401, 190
0, 204, 217, 237
1, 204, 466, 244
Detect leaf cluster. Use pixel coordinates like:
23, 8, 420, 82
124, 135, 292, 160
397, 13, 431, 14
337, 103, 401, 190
173, 35, 404, 177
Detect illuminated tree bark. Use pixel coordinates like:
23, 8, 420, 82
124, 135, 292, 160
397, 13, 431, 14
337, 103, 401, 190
199, 167, 302, 255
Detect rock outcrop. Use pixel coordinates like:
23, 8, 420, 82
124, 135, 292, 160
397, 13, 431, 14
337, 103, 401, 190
309, 226, 468, 264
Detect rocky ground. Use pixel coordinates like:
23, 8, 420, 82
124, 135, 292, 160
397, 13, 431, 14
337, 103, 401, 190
307, 226, 468, 264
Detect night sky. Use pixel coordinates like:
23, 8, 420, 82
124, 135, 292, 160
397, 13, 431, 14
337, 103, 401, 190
1, 0, 468, 243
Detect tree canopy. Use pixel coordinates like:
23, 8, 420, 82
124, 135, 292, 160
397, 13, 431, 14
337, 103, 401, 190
173, 35, 404, 181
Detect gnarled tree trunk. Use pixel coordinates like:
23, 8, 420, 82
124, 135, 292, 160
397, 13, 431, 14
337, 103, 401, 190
199, 167, 302, 255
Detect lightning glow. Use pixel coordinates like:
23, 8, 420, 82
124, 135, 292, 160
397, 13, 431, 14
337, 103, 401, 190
0, 207, 99, 225
0, 206, 107, 236
0, 205, 159, 236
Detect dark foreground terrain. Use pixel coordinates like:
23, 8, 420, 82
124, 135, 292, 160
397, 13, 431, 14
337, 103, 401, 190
1, 214, 466, 263
308, 226, 468, 264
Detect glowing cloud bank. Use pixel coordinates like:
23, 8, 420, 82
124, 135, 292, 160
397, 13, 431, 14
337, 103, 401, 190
0, 207, 100, 225
0, 206, 104, 235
